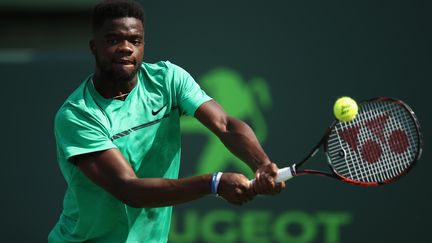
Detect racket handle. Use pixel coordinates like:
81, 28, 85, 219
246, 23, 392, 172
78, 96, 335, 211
250, 165, 296, 184
275, 165, 296, 183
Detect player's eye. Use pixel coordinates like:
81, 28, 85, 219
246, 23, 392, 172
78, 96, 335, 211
106, 38, 119, 45
131, 39, 142, 46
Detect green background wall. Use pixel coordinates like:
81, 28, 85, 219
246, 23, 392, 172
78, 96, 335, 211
1, 1, 430, 242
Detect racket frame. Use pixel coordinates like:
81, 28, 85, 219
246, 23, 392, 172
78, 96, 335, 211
294, 97, 423, 186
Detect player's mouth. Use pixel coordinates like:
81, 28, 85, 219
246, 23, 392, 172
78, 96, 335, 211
113, 59, 136, 67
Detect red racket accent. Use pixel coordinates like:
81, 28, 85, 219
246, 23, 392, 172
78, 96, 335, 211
339, 125, 361, 153
365, 114, 389, 144
388, 129, 409, 154
361, 140, 382, 163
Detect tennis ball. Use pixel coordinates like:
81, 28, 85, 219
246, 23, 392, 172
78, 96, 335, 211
333, 96, 358, 122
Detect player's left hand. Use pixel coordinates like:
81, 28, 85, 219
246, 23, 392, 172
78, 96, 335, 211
252, 162, 285, 195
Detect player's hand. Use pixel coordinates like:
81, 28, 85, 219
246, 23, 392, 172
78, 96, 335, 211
253, 162, 285, 195
217, 173, 256, 206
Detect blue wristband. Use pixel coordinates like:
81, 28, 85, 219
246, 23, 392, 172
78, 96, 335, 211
211, 173, 217, 194
211, 172, 223, 195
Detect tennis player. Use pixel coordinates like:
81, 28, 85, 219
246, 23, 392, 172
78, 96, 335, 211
48, 0, 285, 242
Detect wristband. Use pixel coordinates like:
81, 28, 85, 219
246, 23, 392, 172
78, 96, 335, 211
211, 172, 223, 196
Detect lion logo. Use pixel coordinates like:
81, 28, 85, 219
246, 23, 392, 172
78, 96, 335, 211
181, 68, 272, 177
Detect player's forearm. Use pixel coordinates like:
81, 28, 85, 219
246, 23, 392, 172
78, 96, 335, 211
75, 148, 253, 207
117, 175, 212, 208
217, 116, 271, 171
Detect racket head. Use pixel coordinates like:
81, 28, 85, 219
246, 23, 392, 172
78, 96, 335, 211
324, 97, 422, 186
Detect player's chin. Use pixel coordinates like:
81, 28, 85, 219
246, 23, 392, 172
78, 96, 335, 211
111, 66, 139, 82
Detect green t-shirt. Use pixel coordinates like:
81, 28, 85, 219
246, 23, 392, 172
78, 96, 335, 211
48, 61, 212, 243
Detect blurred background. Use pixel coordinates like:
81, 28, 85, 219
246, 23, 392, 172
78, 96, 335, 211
1, 0, 430, 242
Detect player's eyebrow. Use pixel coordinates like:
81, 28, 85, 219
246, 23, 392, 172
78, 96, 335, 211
105, 32, 143, 39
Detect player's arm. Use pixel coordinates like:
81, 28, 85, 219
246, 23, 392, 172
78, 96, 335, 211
194, 100, 285, 194
74, 148, 255, 207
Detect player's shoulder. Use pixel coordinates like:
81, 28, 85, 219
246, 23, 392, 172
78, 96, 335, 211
55, 98, 104, 134
55, 78, 94, 125
141, 60, 178, 71
141, 60, 190, 78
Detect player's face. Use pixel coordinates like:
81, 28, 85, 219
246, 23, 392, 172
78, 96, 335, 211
90, 17, 144, 83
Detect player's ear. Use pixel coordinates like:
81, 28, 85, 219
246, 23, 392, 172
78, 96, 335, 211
89, 39, 96, 55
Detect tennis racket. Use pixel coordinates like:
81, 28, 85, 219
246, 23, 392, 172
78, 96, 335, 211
272, 97, 423, 186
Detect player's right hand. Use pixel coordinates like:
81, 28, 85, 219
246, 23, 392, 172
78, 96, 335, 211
217, 173, 256, 206
253, 162, 286, 195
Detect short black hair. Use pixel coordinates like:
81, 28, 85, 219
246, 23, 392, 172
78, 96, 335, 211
92, 0, 145, 33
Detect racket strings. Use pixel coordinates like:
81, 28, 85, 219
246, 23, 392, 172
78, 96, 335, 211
328, 100, 419, 183
366, 103, 416, 180
362, 103, 394, 181
378, 104, 411, 176
357, 102, 416, 181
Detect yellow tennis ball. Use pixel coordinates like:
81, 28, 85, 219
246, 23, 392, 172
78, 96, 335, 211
333, 96, 358, 122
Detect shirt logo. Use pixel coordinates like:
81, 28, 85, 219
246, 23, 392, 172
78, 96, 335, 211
152, 103, 167, 116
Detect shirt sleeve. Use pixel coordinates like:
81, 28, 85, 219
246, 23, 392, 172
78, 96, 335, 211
168, 62, 212, 116
54, 106, 117, 162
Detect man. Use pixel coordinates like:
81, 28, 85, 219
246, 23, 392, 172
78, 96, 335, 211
49, 0, 285, 242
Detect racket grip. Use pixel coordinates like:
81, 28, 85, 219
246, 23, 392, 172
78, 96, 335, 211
275, 165, 296, 183
250, 165, 296, 184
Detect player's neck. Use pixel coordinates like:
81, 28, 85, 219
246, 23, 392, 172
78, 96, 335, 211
92, 72, 137, 100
